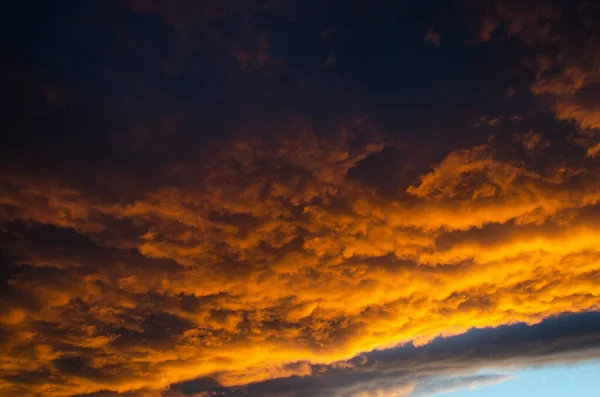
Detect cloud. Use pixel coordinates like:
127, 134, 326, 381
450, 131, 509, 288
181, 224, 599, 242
465, 0, 561, 45
413, 374, 513, 396
3, 2, 600, 396
520, 131, 549, 153
425, 29, 441, 47
2, 123, 600, 396
465, 0, 600, 151
167, 311, 600, 397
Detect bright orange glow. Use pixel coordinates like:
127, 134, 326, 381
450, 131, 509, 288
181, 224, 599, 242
3, 2, 600, 395
1, 130, 600, 396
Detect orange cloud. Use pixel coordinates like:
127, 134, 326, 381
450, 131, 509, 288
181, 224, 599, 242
1, 125, 600, 396
464, 0, 600, 157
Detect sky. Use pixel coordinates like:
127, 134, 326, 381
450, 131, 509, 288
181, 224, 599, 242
440, 361, 600, 397
1, 0, 600, 396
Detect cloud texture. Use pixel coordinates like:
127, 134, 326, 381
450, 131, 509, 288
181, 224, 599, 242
1, 0, 600, 396
2, 122, 600, 396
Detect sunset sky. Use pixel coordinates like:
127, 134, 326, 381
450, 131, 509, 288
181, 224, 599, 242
1, 1, 600, 396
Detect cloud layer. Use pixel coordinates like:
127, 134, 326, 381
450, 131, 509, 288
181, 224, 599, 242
2, 1, 600, 396
2, 123, 600, 396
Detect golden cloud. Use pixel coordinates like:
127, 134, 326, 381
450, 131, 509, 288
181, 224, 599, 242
465, 0, 600, 154
1, 124, 600, 396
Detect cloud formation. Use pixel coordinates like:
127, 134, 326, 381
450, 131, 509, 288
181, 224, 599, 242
2, 1, 600, 396
466, 0, 600, 153
2, 121, 600, 396
165, 310, 600, 397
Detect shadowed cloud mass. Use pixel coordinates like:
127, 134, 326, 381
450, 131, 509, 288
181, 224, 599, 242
1, 0, 600, 396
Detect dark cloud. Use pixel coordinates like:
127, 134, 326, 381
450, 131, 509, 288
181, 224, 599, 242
168, 311, 600, 397
2, 1, 600, 396
464, 0, 600, 154
2, 124, 600, 396
425, 28, 441, 46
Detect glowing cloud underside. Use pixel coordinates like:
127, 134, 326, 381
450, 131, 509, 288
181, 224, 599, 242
2, 0, 600, 396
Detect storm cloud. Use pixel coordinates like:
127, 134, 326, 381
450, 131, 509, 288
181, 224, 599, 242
1, 1, 600, 396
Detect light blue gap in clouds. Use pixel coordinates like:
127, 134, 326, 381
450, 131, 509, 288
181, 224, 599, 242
432, 360, 600, 397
